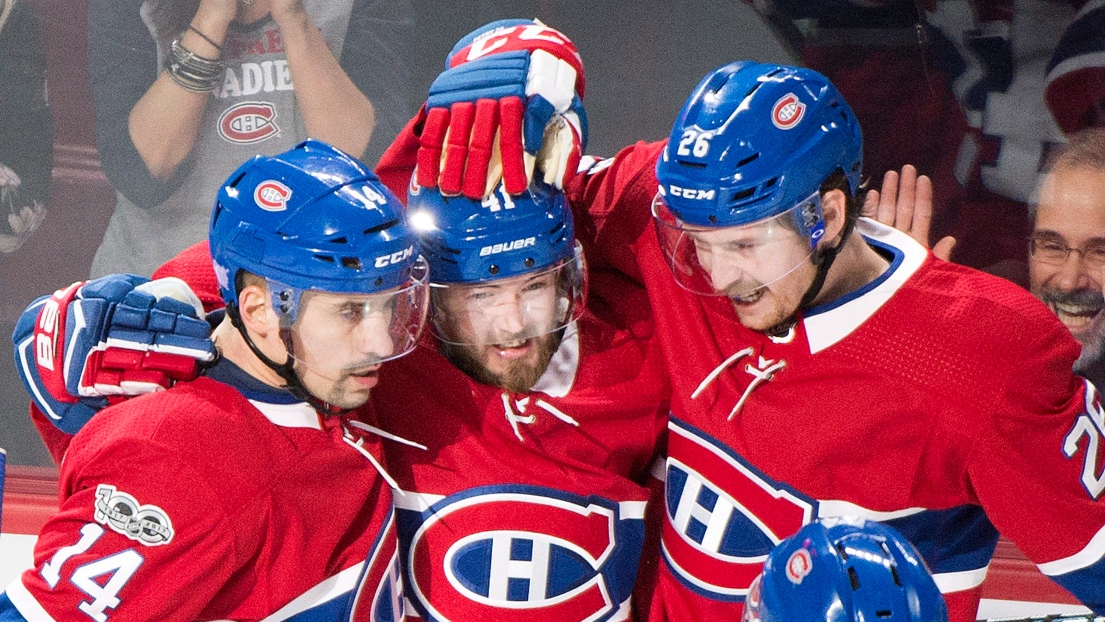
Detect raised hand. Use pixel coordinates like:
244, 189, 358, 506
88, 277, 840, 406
863, 164, 956, 261
11, 275, 216, 434
416, 19, 586, 199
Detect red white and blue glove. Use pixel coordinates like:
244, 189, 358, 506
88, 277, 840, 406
11, 274, 216, 434
416, 18, 587, 199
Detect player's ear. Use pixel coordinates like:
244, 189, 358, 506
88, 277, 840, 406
237, 283, 278, 339
818, 189, 848, 247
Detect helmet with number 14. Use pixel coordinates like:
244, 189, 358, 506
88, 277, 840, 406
653, 61, 863, 334
209, 139, 430, 411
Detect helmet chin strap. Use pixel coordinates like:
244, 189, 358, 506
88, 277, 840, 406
226, 304, 348, 415
765, 215, 858, 338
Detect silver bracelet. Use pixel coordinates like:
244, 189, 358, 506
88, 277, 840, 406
167, 38, 224, 92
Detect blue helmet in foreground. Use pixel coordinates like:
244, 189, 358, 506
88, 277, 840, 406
655, 61, 862, 234
210, 139, 427, 323
744, 517, 948, 622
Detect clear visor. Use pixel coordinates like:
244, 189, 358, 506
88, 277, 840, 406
652, 192, 820, 299
281, 258, 430, 376
430, 243, 586, 347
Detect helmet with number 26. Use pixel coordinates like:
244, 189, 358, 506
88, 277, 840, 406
653, 61, 862, 303
743, 517, 948, 622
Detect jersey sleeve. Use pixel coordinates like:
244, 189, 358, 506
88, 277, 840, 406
565, 141, 667, 286
87, 0, 187, 208
3, 435, 243, 622
967, 317, 1105, 612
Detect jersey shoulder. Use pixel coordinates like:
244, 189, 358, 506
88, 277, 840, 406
66, 377, 288, 497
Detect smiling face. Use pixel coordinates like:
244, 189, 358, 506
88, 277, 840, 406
673, 209, 817, 331
432, 267, 568, 393
1030, 165, 1105, 352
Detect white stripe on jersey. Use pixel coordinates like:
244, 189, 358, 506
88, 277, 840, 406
4, 578, 55, 622
1037, 521, 1105, 576
931, 566, 989, 593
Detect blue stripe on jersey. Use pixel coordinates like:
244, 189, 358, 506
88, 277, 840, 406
0, 592, 30, 622
883, 504, 999, 575
1049, 559, 1105, 613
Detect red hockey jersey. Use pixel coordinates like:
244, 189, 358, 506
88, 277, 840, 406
2, 362, 403, 622
565, 140, 1105, 622
372, 265, 670, 621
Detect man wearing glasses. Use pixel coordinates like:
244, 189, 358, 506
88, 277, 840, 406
1029, 128, 1105, 389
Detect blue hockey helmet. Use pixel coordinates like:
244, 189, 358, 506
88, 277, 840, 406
211, 139, 426, 314
655, 61, 862, 232
209, 139, 430, 367
744, 518, 948, 622
407, 180, 585, 347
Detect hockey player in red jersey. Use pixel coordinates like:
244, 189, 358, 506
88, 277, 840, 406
568, 61, 1105, 621
412, 44, 1105, 619
3, 140, 431, 621
371, 180, 668, 621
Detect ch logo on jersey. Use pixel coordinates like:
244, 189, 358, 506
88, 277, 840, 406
350, 511, 406, 622
407, 489, 619, 621
218, 101, 280, 144
254, 180, 292, 211
771, 94, 805, 130
662, 417, 815, 601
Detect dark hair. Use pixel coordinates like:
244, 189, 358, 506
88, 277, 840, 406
146, 0, 200, 41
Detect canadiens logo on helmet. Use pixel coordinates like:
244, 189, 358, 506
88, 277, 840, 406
785, 548, 813, 584
254, 180, 292, 211
218, 101, 280, 144
771, 93, 805, 130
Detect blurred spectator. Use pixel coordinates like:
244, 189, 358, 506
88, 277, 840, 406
749, 0, 1082, 281
1028, 128, 1105, 389
0, 0, 52, 254
87, 0, 411, 277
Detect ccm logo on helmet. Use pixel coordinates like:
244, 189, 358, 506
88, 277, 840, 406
254, 180, 292, 211
375, 246, 413, 269
771, 93, 806, 130
668, 185, 716, 201
480, 237, 536, 256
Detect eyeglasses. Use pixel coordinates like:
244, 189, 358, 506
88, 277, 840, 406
1028, 235, 1105, 269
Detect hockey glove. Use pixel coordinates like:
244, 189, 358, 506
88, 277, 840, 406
417, 19, 587, 199
11, 274, 216, 434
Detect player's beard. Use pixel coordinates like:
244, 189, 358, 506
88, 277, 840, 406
440, 329, 564, 393
1035, 286, 1105, 365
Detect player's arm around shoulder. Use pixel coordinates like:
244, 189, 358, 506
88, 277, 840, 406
1, 386, 262, 621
